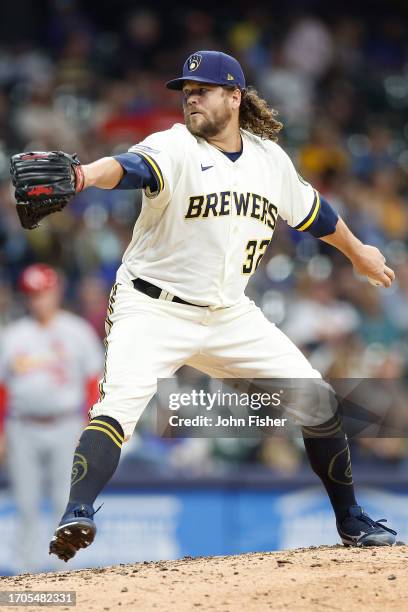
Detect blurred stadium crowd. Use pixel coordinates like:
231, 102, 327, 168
0, 1, 408, 474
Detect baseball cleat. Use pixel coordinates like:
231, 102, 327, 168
337, 505, 397, 547
49, 503, 100, 562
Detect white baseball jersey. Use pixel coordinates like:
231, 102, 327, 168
0, 311, 104, 416
116, 123, 320, 307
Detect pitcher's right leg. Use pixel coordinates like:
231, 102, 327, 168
49, 414, 124, 562
50, 283, 203, 561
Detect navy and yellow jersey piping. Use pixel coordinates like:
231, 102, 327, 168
293, 189, 321, 232
129, 147, 164, 194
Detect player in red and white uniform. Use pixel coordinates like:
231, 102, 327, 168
0, 264, 103, 572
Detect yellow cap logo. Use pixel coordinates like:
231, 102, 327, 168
227, 73, 235, 80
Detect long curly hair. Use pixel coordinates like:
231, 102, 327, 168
238, 87, 283, 141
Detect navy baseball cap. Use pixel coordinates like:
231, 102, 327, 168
166, 50, 245, 91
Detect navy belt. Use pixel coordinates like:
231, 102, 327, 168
132, 278, 206, 307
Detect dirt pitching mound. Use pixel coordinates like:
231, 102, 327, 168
2, 545, 408, 611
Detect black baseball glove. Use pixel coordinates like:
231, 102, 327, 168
10, 151, 84, 229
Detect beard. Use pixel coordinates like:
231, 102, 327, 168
184, 104, 232, 138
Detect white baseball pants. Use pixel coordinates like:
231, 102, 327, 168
89, 282, 327, 440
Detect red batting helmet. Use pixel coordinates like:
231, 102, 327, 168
19, 264, 59, 294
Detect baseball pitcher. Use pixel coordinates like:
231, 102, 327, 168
10, 51, 397, 562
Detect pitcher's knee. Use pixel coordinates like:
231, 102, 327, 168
88, 406, 136, 442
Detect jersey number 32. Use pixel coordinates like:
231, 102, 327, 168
242, 239, 270, 275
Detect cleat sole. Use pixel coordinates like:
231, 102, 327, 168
49, 519, 96, 562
